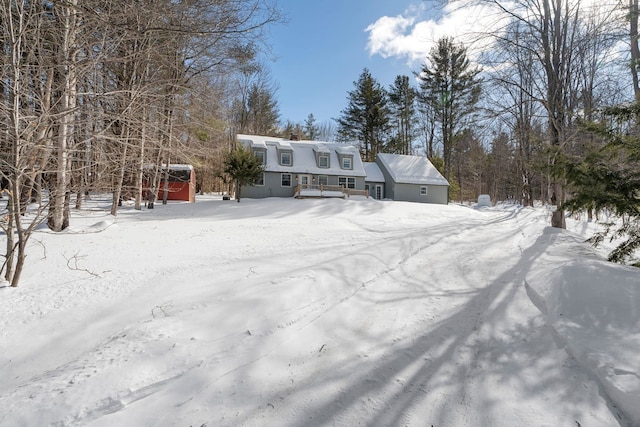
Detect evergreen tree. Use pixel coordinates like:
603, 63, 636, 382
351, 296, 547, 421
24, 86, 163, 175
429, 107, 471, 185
416, 37, 481, 183
388, 75, 416, 155
246, 83, 280, 135
336, 68, 391, 161
562, 104, 640, 265
223, 144, 265, 202
304, 113, 320, 140
280, 120, 305, 139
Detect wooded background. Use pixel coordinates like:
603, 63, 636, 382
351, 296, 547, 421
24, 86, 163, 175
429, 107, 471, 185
2, 0, 640, 284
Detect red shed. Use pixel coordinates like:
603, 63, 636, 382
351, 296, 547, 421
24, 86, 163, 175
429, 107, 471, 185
146, 164, 196, 203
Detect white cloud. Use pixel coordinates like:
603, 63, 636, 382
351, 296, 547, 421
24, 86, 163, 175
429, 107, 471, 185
365, 5, 434, 65
366, 2, 500, 66
366, 0, 624, 67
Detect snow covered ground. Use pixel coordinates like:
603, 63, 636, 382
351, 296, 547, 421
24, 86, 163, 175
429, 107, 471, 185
0, 195, 638, 426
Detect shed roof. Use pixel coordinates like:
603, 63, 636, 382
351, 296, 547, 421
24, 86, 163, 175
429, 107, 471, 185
377, 153, 449, 186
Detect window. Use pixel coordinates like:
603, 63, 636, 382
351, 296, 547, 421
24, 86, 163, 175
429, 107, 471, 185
253, 150, 265, 165
318, 175, 328, 185
255, 173, 264, 186
420, 186, 428, 196
280, 152, 292, 166
338, 176, 356, 189
318, 154, 329, 168
341, 156, 352, 170
281, 173, 292, 187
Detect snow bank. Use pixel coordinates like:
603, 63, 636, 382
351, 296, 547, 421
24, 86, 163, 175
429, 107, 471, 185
525, 228, 640, 425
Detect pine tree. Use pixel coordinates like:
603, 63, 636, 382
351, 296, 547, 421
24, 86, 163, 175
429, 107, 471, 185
246, 83, 280, 135
304, 114, 320, 140
223, 144, 265, 202
416, 37, 482, 183
388, 75, 416, 155
562, 104, 640, 265
336, 68, 391, 161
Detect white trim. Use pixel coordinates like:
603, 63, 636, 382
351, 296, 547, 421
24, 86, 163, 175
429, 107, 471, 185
253, 150, 266, 165
318, 154, 329, 168
342, 157, 352, 170
280, 152, 292, 166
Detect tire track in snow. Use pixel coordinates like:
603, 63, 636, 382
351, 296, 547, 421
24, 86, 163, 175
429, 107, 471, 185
230, 211, 518, 426
275, 206, 618, 427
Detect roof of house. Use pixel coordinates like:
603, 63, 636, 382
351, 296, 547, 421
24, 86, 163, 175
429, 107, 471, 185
363, 162, 385, 183
377, 153, 449, 186
237, 134, 366, 177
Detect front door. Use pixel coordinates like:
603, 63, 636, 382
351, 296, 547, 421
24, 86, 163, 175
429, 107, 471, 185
299, 175, 312, 187
375, 185, 383, 200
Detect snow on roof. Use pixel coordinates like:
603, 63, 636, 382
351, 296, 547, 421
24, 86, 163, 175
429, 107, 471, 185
166, 164, 193, 171
377, 153, 449, 186
363, 162, 385, 183
148, 164, 193, 171
274, 140, 292, 149
237, 134, 366, 177
335, 145, 358, 155
312, 144, 331, 154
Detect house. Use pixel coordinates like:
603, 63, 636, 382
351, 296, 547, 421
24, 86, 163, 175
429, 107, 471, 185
236, 135, 449, 204
237, 134, 368, 199
375, 153, 449, 204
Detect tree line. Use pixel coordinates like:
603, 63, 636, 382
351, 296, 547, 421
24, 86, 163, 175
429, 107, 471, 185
0, 0, 282, 286
323, 0, 639, 264
2, 0, 639, 287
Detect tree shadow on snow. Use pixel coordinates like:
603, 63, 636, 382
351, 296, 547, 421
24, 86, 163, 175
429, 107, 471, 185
233, 222, 627, 427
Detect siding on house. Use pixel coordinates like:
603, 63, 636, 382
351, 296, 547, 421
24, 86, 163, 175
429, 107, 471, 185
375, 153, 449, 204
390, 182, 449, 204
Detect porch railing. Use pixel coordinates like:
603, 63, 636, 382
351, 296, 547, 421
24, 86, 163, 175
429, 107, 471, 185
294, 184, 369, 198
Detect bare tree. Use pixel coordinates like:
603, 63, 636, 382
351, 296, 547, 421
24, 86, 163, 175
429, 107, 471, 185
0, 0, 54, 285
630, 0, 640, 101
469, 0, 624, 226
0, 0, 283, 286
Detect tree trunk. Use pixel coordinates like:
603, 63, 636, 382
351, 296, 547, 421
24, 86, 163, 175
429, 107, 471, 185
49, 0, 78, 232
631, 0, 640, 102
111, 143, 128, 216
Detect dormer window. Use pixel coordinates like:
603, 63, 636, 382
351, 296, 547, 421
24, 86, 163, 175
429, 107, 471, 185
318, 154, 329, 168
280, 151, 292, 166
341, 156, 352, 170
253, 150, 266, 165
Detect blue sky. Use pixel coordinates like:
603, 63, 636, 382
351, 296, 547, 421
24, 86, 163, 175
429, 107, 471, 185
266, 0, 620, 129
267, 1, 447, 127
